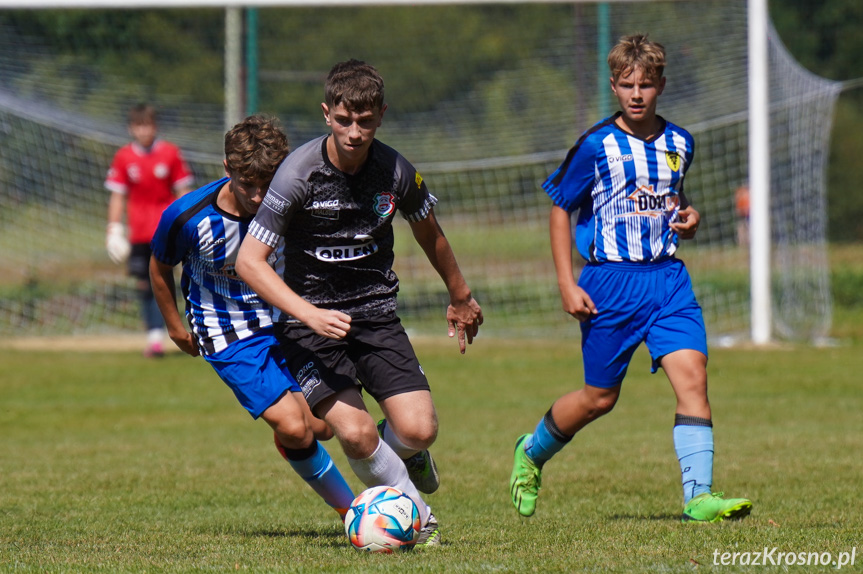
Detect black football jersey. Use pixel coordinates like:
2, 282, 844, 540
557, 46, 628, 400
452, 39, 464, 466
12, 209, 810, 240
249, 135, 436, 320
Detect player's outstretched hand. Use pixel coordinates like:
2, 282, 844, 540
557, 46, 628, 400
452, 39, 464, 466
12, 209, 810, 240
306, 308, 352, 340
447, 297, 483, 354
170, 329, 199, 357
560, 283, 597, 323
671, 205, 701, 240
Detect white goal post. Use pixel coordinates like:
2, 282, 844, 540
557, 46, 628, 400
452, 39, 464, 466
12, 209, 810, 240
0, 0, 838, 344
747, 0, 771, 344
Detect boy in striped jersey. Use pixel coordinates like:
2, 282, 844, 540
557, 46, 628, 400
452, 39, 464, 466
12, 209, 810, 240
149, 115, 354, 521
509, 34, 752, 523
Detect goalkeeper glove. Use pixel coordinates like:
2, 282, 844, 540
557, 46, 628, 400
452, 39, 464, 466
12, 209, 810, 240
106, 222, 131, 264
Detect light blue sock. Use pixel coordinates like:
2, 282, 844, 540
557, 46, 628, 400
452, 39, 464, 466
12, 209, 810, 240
284, 441, 355, 516
673, 415, 714, 504
523, 409, 572, 467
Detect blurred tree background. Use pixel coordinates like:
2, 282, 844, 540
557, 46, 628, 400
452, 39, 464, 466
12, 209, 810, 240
1, 1, 861, 241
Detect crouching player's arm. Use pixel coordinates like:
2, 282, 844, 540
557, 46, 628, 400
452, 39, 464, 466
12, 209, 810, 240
550, 205, 597, 322
235, 236, 351, 339
149, 256, 199, 356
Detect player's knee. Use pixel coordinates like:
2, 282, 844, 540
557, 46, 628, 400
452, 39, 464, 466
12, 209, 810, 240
311, 419, 334, 441
334, 421, 380, 459
394, 421, 437, 450
274, 418, 312, 448
586, 393, 618, 419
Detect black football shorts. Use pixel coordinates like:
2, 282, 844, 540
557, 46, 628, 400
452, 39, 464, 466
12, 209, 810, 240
276, 312, 430, 412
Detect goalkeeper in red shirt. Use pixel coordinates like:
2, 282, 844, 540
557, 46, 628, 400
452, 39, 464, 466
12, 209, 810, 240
105, 103, 194, 357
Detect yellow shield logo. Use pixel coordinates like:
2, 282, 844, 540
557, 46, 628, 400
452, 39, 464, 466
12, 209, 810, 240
666, 151, 681, 172
415, 172, 424, 189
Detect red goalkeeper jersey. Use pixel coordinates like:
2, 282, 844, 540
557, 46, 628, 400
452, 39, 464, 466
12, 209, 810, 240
105, 139, 194, 244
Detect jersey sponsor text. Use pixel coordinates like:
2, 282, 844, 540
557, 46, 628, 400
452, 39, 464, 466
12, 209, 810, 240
314, 235, 379, 262
263, 189, 291, 215
624, 185, 680, 217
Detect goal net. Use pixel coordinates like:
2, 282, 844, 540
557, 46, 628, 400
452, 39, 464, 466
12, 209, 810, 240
0, 1, 842, 342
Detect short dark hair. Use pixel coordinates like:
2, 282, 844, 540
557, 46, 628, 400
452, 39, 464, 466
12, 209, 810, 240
128, 103, 156, 125
224, 114, 289, 181
324, 59, 385, 113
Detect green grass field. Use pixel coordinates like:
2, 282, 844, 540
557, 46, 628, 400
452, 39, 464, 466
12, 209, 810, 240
1, 336, 861, 573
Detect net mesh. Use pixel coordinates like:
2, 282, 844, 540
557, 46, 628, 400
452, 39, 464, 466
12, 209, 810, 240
0, 1, 842, 342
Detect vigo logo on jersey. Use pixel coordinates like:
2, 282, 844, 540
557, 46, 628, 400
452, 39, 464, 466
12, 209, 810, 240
608, 153, 634, 164
373, 192, 396, 217
314, 234, 379, 262
625, 185, 679, 218
200, 237, 227, 250
311, 199, 339, 220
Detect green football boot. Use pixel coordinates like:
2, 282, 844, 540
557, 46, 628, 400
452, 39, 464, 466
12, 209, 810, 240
509, 433, 542, 517
682, 492, 753, 523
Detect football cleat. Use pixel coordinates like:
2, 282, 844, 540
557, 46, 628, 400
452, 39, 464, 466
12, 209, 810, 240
377, 419, 440, 494
510, 433, 542, 517
415, 513, 441, 548
682, 492, 753, 523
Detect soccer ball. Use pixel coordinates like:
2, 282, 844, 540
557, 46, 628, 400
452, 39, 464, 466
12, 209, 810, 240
344, 486, 422, 553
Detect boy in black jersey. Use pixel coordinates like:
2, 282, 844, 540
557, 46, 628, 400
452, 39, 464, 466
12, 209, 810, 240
237, 59, 483, 547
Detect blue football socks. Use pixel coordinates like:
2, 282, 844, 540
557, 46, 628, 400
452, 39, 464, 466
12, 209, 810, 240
673, 414, 714, 504
281, 439, 355, 516
523, 409, 573, 467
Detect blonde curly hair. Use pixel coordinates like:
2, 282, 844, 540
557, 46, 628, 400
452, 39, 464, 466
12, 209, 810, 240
607, 33, 666, 81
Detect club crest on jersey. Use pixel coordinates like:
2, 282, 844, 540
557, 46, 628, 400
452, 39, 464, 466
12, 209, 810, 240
127, 164, 141, 183
665, 151, 682, 172
625, 184, 679, 218
415, 172, 424, 189
373, 192, 396, 217
154, 162, 170, 180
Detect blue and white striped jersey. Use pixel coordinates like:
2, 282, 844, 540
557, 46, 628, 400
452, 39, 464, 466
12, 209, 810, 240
151, 178, 273, 355
543, 113, 695, 263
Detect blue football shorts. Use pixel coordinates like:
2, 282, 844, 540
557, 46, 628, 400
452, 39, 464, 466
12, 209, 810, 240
578, 257, 708, 388
204, 327, 301, 419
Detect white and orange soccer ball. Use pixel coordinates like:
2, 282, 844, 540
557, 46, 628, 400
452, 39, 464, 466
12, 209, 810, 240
344, 486, 422, 553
